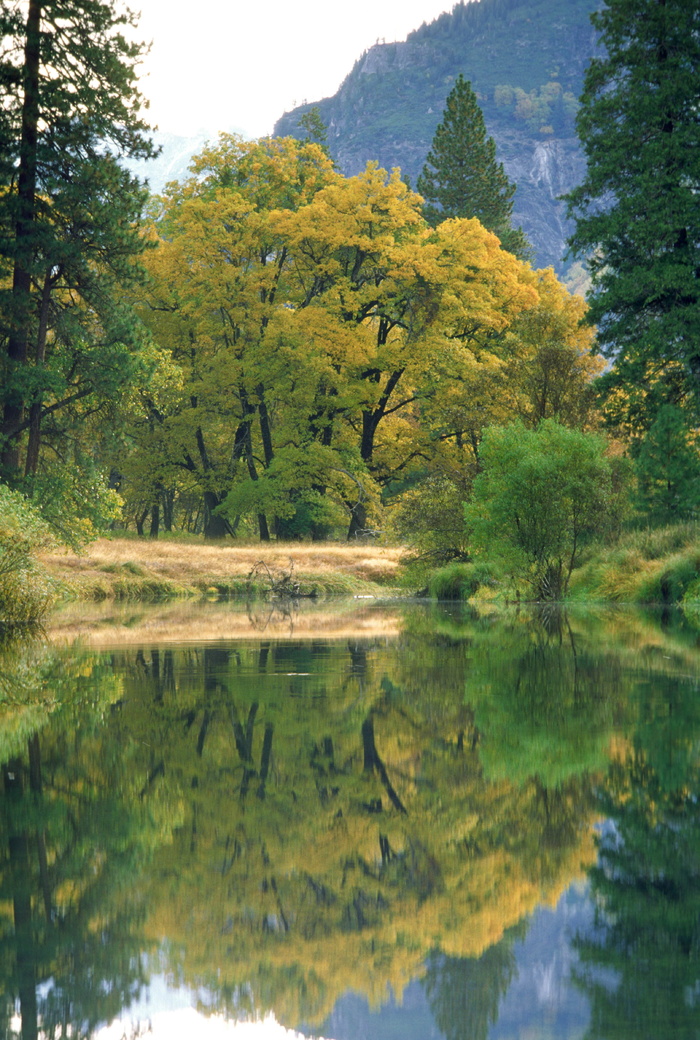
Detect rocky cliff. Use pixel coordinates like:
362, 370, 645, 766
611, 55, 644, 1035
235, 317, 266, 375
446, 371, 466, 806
274, 0, 601, 274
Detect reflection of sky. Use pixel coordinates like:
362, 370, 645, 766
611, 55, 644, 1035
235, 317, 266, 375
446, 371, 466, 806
97, 1005, 325, 1040
90, 975, 327, 1040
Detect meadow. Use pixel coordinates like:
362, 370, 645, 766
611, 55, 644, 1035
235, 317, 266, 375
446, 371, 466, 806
40, 537, 405, 601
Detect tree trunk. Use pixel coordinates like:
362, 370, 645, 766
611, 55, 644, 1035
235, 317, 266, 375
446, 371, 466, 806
347, 500, 367, 540
135, 507, 148, 536
24, 270, 53, 478
161, 486, 175, 532
149, 503, 160, 539
1, 0, 42, 478
202, 490, 230, 539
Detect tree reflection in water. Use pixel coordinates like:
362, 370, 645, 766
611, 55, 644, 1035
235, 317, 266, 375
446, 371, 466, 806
1, 605, 700, 1039
575, 669, 700, 1040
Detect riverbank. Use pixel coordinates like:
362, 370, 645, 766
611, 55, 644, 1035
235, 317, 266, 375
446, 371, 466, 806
422, 522, 700, 609
40, 537, 405, 601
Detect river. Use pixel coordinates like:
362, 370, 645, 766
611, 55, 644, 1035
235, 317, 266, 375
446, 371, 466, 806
3, 598, 699, 1040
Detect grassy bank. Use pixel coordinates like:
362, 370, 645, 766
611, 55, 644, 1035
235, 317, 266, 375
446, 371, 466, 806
418, 523, 700, 607
569, 523, 700, 606
40, 537, 404, 601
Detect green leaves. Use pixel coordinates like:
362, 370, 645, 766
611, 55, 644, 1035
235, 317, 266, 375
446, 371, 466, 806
633, 405, 700, 524
0, 483, 55, 622
0, 0, 156, 519
466, 420, 613, 598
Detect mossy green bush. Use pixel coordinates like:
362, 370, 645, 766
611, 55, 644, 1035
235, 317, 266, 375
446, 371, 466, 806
0, 485, 56, 624
429, 561, 499, 600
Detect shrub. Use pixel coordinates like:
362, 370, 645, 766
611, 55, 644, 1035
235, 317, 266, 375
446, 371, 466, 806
466, 420, 613, 599
0, 485, 56, 624
428, 560, 498, 600
391, 475, 470, 560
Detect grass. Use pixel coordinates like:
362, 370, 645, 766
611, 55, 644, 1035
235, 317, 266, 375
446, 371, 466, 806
569, 523, 700, 605
40, 537, 404, 602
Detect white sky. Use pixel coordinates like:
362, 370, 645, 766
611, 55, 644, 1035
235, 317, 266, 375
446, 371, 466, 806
132, 0, 457, 138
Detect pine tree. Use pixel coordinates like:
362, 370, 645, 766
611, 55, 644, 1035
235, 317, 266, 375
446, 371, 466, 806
0, 0, 156, 487
566, 0, 700, 429
417, 74, 528, 258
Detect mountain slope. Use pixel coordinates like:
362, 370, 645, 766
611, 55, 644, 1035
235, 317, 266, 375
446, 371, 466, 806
274, 0, 601, 273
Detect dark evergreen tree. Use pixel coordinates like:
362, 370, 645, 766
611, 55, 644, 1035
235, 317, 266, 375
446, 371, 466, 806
417, 74, 528, 257
0, 0, 156, 495
633, 405, 700, 524
566, 0, 700, 429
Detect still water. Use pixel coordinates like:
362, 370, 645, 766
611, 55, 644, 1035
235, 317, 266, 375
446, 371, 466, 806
3, 598, 700, 1040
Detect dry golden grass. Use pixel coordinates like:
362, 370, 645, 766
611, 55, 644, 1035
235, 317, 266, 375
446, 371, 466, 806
42, 537, 402, 580
39, 537, 404, 601
45, 598, 402, 647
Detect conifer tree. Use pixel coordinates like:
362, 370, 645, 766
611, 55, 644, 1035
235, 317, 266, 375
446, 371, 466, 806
0, 0, 156, 489
417, 74, 528, 258
566, 0, 700, 428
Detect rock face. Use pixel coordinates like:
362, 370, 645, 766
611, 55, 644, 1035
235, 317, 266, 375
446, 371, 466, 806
274, 0, 601, 273
495, 132, 588, 271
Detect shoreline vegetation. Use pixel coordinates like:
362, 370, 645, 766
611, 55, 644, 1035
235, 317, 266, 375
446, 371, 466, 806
425, 522, 700, 613
26, 521, 700, 618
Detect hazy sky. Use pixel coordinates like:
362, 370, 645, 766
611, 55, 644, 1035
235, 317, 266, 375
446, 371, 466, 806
132, 0, 457, 138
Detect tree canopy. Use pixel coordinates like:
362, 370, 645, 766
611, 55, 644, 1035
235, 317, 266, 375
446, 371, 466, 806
130, 135, 557, 540
466, 420, 613, 598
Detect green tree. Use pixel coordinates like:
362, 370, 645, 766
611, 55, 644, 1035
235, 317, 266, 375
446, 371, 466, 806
466, 420, 613, 598
0, 0, 156, 503
296, 106, 331, 158
634, 404, 700, 524
417, 74, 528, 257
566, 0, 700, 429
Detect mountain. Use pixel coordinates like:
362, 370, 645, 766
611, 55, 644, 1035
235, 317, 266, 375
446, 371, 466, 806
273, 0, 601, 275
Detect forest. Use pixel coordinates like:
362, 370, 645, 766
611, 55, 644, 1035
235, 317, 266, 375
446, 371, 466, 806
0, 0, 699, 617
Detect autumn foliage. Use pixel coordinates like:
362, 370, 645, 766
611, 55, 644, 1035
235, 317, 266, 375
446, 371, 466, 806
118, 134, 602, 542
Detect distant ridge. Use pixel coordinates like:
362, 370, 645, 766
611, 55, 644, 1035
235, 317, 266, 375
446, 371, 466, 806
274, 0, 601, 274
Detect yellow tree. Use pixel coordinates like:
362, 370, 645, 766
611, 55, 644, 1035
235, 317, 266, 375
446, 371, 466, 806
504, 267, 604, 429
277, 168, 538, 535
139, 145, 540, 540
136, 135, 338, 539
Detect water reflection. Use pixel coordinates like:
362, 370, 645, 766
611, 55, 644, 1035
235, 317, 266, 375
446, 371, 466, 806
575, 668, 700, 1040
2, 604, 700, 1039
